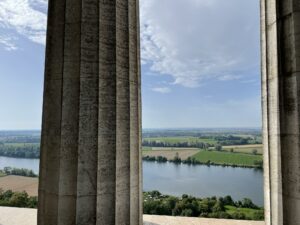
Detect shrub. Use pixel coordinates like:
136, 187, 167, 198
252, 210, 264, 220
231, 211, 246, 220
181, 209, 193, 216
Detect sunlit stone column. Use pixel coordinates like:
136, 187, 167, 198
38, 0, 142, 225
261, 0, 300, 224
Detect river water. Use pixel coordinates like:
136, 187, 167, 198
0, 156, 264, 206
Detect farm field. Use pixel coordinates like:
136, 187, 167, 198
0, 175, 38, 196
143, 148, 200, 160
2, 143, 39, 147
192, 150, 262, 166
143, 136, 217, 145
223, 144, 263, 154
142, 144, 263, 167
143, 147, 199, 151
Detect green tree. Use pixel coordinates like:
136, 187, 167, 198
215, 145, 222, 151
231, 212, 246, 220
253, 210, 264, 220
9, 192, 29, 207
212, 200, 225, 213
241, 198, 257, 209
165, 196, 177, 211
252, 149, 258, 155
181, 208, 193, 216
172, 152, 181, 164
223, 195, 234, 206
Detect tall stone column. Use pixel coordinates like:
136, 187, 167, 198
38, 0, 142, 225
261, 0, 300, 224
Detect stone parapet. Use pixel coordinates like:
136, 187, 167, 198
0, 207, 265, 225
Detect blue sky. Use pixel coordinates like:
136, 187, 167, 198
0, 0, 261, 130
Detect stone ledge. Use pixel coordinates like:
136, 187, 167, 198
143, 214, 265, 225
0, 207, 264, 225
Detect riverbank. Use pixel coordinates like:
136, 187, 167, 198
0, 167, 38, 177
143, 149, 263, 169
0, 184, 264, 221
0, 157, 264, 205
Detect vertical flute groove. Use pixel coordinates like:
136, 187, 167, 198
38, 0, 141, 224
262, 0, 300, 224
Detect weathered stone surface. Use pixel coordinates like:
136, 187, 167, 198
0, 207, 265, 225
261, 0, 300, 224
38, 0, 142, 224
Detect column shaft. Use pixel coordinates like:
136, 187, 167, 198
261, 0, 300, 224
38, 0, 142, 224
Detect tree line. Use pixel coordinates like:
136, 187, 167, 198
0, 189, 263, 221
143, 154, 263, 169
142, 136, 260, 148
0, 144, 39, 158
1, 167, 38, 177
143, 191, 264, 220
142, 140, 213, 148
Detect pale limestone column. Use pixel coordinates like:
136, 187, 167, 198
261, 0, 300, 224
38, 0, 142, 225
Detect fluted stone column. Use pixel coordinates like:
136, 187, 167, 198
261, 0, 300, 224
38, 0, 142, 225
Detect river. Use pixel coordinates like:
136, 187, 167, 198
0, 156, 264, 206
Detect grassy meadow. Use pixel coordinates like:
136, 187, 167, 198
191, 150, 262, 166
2, 143, 40, 147
225, 205, 264, 219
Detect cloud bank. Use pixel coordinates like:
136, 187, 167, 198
140, 0, 260, 87
0, 0, 47, 49
0, 0, 259, 88
151, 87, 171, 94
0, 35, 18, 51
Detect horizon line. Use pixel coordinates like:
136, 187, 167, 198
0, 127, 262, 131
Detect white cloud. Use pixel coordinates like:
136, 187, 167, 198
151, 87, 171, 94
140, 0, 260, 87
0, 0, 47, 46
0, 35, 18, 51
218, 74, 241, 81
0, 0, 260, 88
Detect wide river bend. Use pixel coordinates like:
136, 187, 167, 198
0, 156, 264, 206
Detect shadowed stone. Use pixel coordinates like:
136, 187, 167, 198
261, 0, 300, 224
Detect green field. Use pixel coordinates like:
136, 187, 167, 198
142, 146, 153, 151
3, 143, 40, 147
225, 205, 264, 220
143, 136, 217, 144
192, 150, 262, 166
